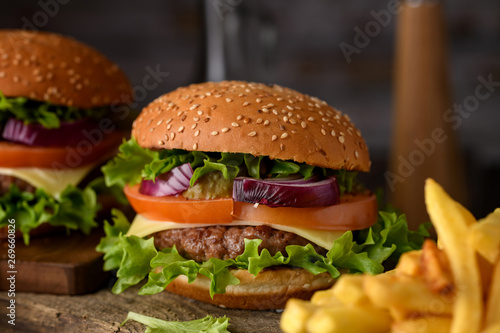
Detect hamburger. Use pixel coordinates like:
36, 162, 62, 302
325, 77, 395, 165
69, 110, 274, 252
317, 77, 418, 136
0, 30, 132, 244
99, 81, 423, 309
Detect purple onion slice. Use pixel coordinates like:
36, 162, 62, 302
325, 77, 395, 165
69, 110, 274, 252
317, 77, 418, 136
233, 176, 340, 208
2, 117, 98, 147
140, 163, 194, 197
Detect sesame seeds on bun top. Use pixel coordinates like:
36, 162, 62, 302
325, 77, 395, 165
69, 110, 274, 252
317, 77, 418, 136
0, 30, 132, 108
132, 81, 370, 171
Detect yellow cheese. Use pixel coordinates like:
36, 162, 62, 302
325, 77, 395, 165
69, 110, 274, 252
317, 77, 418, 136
127, 214, 345, 250
0, 163, 99, 198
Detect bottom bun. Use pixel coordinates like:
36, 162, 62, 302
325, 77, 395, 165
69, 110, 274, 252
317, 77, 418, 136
165, 267, 335, 310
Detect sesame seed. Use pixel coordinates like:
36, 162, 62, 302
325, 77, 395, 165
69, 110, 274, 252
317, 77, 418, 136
262, 108, 269, 113
205, 117, 211, 122
271, 135, 278, 141
75, 83, 82, 90
354, 150, 359, 159
243, 118, 250, 124
272, 109, 279, 115
211, 131, 219, 136
248, 131, 257, 137
263, 120, 270, 126
178, 126, 185, 133
164, 134, 169, 141
308, 117, 315, 122
331, 130, 336, 136
226, 98, 233, 102
193, 143, 198, 150
347, 129, 353, 136
256, 118, 263, 124
177, 110, 184, 117
356, 130, 361, 137
288, 112, 293, 117
243, 101, 250, 107
237, 115, 243, 120
157, 119, 164, 126
170, 133, 176, 140
232, 122, 239, 127
286, 105, 294, 111
288, 99, 294, 104
280, 124, 286, 131
166, 118, 173, 124
321, 129, 326, 135
322, 117, 329, 122
221, 127, 230, 133
197, 110, 203, 115
167, 124, 172, 130
267, 103, 275, 107
147, 119, 153, 125
0, 72, 6, 78
289, 119, 297, 125
328, 123, 334, 127
338, 136, 345, 144
280, 144, 285, 151
192, 123, 198, 130
319, 111, 325, 116
13, 75, 20, 83
190, 104, 200, 110
238, 93, 245, 97
277, 97, 283, 101
301, 121, 307, 128
193, 117, 200, 121
214, 94, 222, 98
340, 132, 345, 136
281, 132, 288, 139
158, 140, 164, 145
283, 116, 289, 123
256, 98, 262, 103
195, 130, 200, 137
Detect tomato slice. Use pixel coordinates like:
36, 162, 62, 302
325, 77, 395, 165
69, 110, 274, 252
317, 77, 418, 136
125, 182, 378, 231
0, 131, 125, 168
124, 184, 234, 224
233, 193, 378, 231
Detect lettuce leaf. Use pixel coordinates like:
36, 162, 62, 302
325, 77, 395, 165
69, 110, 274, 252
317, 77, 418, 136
0, 90, 105, 129
97, 209, 427, 297
0, 183, 99, 245
122, 312, 230, 333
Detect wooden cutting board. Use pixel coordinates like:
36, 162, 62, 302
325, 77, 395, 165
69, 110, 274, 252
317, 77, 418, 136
0, 230, 109, 295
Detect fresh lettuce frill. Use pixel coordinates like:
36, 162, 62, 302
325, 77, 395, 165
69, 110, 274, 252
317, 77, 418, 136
0, 183, 99, 245
97, 209, 429, 298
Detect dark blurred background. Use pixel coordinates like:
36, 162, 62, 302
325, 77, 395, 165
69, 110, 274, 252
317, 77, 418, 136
1, 0, 499, 220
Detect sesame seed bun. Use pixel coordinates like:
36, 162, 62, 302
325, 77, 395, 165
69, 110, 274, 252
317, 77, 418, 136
0, 30, 131, 108
165, 268, 336, 310
132, 81, 370, 171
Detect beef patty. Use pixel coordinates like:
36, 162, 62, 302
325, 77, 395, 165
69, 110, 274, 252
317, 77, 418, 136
153, 225, 326, 262
0, 175, 36, 195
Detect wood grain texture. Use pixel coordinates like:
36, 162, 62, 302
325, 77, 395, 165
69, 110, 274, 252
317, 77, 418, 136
0, 284, 282, 332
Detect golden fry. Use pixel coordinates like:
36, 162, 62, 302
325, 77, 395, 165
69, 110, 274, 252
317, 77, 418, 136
280, 299, 317, 333
310, 289, 343, 307
469, 208, 500, 264
395, 250, 422, 277
363, 273, 453, 321
305, 305, 391, 333
420, 239, 453, 294
485, 259, 500, 329
330, 275, 369, 306
425, 178, 483, 333
392, 315, 452, 333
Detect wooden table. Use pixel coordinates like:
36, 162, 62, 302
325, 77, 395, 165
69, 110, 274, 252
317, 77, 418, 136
0, 283, 282, 332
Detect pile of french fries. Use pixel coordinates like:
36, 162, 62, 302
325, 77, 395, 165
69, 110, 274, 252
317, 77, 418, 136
281, 178, 500, 333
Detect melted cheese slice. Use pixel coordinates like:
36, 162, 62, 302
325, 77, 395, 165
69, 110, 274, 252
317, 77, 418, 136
128, 214, 345, 250
0, 163, 99, 198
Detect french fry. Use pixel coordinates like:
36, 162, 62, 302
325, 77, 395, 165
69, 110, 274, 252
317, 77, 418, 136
424, 178, 483, 333
392, 316, 452, 333
305, 305, 391, 333
395, 250, 422, 277
363, 273, 453, 321
329, 275, 369, 306
481, 322, 500, 333
485, 258, 500, 329
310, 289, 343, 307
280, 299, 318, 333
469, 208, 500, 264
420, 239, 453, 294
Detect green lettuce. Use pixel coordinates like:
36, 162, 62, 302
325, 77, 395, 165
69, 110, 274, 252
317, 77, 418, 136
122, 312, 230, 333
0, 183, 99, 245
0, 90, 106, 129
102, 138, 360, 192
97, 209, 428, 298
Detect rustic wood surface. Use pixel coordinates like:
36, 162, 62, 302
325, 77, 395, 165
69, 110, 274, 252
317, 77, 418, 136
0, 283, 283, 332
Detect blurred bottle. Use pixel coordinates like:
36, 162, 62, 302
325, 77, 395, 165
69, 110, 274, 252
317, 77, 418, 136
388, 0, 467, 231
